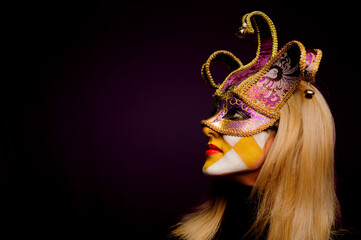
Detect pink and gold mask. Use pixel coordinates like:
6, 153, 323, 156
201, 11, 322, 137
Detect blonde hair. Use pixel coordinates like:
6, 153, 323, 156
170, 81, 340, 240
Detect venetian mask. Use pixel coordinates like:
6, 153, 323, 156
201, 11, 322, 174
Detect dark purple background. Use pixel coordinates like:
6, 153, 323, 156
2, 0, 360, 239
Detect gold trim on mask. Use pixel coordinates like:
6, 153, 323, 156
233, 41, 314, 119
201, 115, 276, 137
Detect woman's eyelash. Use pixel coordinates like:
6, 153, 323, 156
223, 108, 250, 121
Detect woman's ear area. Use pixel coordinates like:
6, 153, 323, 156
247, 128, 277, 170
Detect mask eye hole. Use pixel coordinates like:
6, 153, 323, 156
223, 108, 250, 121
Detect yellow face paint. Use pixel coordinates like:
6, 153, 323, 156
232, 136, 263, 167
203, 136, 232, 171
202, 128, 269, 176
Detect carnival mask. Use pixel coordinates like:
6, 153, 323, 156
201, 11, 322, 137
201, 11, 322, 174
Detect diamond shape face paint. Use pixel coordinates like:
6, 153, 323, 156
203, 131, 269, 176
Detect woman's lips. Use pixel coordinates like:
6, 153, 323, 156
205, 144, 222, 156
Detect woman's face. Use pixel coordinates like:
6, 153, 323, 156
202, 126, 275, 180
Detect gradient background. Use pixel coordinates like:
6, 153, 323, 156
2, 0, 361, 239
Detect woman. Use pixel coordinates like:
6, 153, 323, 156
170, 11, 340, 240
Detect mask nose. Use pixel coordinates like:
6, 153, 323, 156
202, 126, 221, 138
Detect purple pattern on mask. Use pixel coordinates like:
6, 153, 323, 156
208, 97, 272, 134
220, 38, 274, 92
245, 52, 299, 109
305, 50, 317, 79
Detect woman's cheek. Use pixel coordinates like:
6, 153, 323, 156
203, 131, 269, 175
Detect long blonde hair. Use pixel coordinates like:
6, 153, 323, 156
170, 81, 340, 240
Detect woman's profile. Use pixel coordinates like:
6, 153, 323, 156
170, 11, 340, 240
